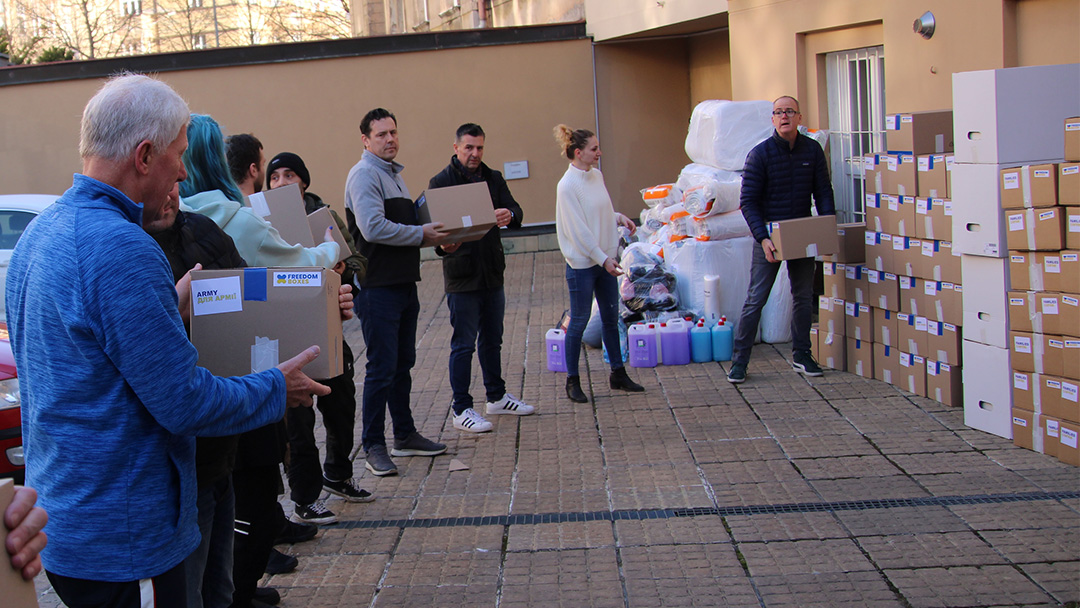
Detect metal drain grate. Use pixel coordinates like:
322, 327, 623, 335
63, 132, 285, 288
332, 491, 1080, 530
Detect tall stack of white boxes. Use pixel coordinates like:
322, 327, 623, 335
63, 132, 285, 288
950, 64, 1080, 465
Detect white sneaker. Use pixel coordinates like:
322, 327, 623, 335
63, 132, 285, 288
485, 393, 535, 416
453, 408, 493, 433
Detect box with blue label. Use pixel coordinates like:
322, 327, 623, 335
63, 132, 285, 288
188, 267, 343, 380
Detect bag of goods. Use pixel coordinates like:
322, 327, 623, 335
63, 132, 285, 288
758, 262, 793, 344
662, 237, 755, 325
690, 210, 751, 241
676, 164, 743, 218
684, 100, 774, 171
640, 183, 681, 209
618, 242, 679, 318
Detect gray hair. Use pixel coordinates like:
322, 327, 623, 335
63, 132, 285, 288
79, 73, 190, 161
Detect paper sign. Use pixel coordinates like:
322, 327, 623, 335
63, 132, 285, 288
192, 276, 243, 317
247, 192, 271, 217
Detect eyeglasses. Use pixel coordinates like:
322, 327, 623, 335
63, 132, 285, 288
772, 109, 799, 117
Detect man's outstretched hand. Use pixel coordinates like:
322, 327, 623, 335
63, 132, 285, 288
276, 346, 331, 408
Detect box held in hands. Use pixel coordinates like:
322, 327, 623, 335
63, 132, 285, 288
767, 215, 838, 260
418, 182, 498, 247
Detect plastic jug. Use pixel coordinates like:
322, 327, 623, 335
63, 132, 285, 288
545, 328, 567, 372
627, 323, 658, 368
711, 320, 733, 362
654, 323, 664, 364
660, 319, 691, 365
690, 321, 712, 363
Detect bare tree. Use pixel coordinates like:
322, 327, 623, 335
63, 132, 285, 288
263, 0, 350, 43
13, 0, 137, 59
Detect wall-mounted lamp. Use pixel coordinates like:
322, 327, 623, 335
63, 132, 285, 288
913, 11, 936, 40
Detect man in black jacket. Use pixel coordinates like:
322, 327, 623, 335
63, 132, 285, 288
728, 96, 835, 384
430, 123, 534, 433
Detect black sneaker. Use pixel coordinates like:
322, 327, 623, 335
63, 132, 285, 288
292, 499, 338, 525
792, 351, 824, 377
275, 519, 317, 545
323, 477, 375, 503
727, 362, 747, 384
264, 548, 298, 575
253, 587, 281, 606
390, 431, 447, 457
365, 444, 398, 476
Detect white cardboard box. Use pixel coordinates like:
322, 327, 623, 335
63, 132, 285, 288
963, 340, 1014, 439
961, 254, 1010, 348
953, 64, 1080, 165
951, 162, 1008, 258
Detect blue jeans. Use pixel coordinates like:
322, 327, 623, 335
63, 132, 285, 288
182, 476, 234, 608
565, 264, 623, 376
732, 245, 816, 365
447, 287, 507, 414
355, 284, 419, 450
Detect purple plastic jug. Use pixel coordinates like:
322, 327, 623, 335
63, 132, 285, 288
545, 328, 567, 372
628, 323, 658, 368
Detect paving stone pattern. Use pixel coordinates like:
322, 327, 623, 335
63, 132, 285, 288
32, 252, 1080, 607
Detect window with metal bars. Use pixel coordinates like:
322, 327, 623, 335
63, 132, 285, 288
825, 46, 885, 224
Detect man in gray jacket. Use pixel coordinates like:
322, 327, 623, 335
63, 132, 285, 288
344, 108, 448, 476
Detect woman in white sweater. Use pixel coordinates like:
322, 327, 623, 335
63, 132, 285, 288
554, 124, 645, 403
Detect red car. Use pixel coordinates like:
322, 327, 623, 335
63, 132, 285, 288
0, 194, 59, 483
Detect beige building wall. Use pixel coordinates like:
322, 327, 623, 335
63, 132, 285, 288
688, 29, 731, 106
0, 38, 596, 225
584, 0, 728, 42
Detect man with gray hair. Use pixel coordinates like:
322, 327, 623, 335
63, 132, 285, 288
5, 73, 330, 606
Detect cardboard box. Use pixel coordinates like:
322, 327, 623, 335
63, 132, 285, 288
873, 342, 898, 385
962, 340, 1013, 439
951, 162, 1008, 258
822, 262, 845, 300
871, 194, 914, 236
420, 182, 498, 247
810, 324, 820, 363
897, 351, 927, 396
932, 281, 964, 326
1061, 252, 1080, 293
879, 153, 918, 197
920, 240, 961, 283
846, 337, 873, 378
1060, 163, 1080, 205
915, 197, 952, 241
918, 154, 951, 199
306, 207, 352, 264
1044, 415, 1062, 458
1005, 207, 1066, 251
864, 231, 893, 272
1043, 377, 1079, 424
926, 319, 962, 365
866, 193, 886, 234
1012, 407, 1035, 450
1069, 208, 1080, 249
1064, 336, 1080, 381
863, 155, 883, 195
189, 268, 343, 379
1010, 331, 1064, 377
249, 185, 351, 263
1062, 293, 1080, 338
845, 302, 874, 342
1011, 370, 1043, 413
1000, 164, 1058, 209
844, 264, 867, 304
0, 479, 39, 608
898, 275, 921, 316
952, 66, 1080, 165
886, 111, 954, 155
1008, 291, 1044, 334
767, 215, 838, 260
877, 308, 900, 346
961, 255, 1010, 348
896, 313, 927, 355
867, 270, 899, 312
893, 236, 920, 277
1067, 117, 1080, 162
1059, 420, 1080, 466
1036, 292, 1064, 336
926, 360, 962, 406
1060, 379, 1080, 424
819, 327, 846, 371
834, 223, 866, 264
1008, 251, 1043, 291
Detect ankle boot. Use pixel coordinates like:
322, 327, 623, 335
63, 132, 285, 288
565, 375, 588, 403
609, 367, 645, 392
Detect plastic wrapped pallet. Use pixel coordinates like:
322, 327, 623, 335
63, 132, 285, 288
684, 100, 774, 171
690, 210, 751, 241
758, 262, 793, 344
662, 237, 754, 332
676, 164, 743, 218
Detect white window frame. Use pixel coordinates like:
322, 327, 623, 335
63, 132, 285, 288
826, 46, 886, 224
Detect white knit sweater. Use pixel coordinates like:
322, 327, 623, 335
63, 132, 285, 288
555, 164, 618, 269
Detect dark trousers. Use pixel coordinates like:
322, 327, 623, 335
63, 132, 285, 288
182, 476, 234, 608
285, 341, 356, 505
447, 287, 507, 414
48, 561, 187, 608
732, 245, 816, 364
230, 464, 280, 607
356, 284, 419, 450
564, 264, 623, 377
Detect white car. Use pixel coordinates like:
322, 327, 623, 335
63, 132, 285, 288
0, 194, 58, 319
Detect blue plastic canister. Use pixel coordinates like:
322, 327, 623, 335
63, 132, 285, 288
691, 321, 712, 363
711, 320, 733, 362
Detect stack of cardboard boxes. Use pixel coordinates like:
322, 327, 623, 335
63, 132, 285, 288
950, 64, 1080, 465
1008, 117, 1080, 466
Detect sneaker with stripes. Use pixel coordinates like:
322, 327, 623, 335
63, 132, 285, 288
485, 392, 535, 416
453, 408, 493, 433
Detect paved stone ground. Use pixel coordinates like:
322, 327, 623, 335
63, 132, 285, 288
33, 250, 1080, 607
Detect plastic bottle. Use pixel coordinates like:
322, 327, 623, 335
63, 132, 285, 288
711, 320, 733, 362
690, 321, 712, 363
655, 322, 664, 364
627, 323, 658, 368
545, 328, 567, 372
660, 319, 691, 365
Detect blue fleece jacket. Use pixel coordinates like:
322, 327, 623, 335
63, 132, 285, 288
5, 174, 287, 582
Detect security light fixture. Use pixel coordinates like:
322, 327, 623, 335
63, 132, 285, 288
913, 11, 936, 40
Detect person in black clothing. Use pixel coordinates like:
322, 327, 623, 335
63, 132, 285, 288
264, 152, 372, 525
727, 96, 835, 384
429, 123, 535, 434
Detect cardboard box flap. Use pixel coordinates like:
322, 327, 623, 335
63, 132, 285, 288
307, 207, 351, 264
250, 183, 315, 248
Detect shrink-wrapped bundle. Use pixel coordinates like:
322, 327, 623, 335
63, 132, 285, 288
640, 206, 664, 232
690, 210, 751, 241
684, 100, 774, 171
640, 183, 681, 209
659, 203, 691, 238
662, 237, 754, 326
676, 164, 743, 218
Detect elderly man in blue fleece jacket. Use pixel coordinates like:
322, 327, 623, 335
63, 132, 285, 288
4, 73, 332, 608
727, 95, 835, 385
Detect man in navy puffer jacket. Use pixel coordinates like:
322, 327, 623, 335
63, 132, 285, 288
728, 95, 835, 384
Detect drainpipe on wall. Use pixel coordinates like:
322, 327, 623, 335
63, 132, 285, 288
477, 0, 488, 28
